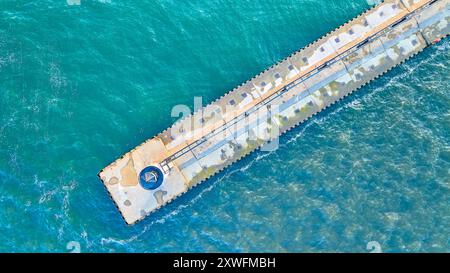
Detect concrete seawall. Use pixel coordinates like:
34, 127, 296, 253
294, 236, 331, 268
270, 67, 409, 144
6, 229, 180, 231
99, 0, 450, 225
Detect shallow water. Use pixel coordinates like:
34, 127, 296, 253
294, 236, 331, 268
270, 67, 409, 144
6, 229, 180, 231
0, 0, 449, 252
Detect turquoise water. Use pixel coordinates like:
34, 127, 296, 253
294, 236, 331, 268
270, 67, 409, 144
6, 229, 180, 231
0, 0, 449, 252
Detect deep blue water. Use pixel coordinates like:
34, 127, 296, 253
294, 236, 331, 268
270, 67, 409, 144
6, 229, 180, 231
0, 0, 449, 252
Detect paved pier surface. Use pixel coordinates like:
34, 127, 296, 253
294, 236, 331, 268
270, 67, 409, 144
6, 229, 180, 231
99, 0, 450, 225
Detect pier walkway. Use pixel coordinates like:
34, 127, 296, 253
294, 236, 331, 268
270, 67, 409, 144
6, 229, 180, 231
99, 0, 450, 224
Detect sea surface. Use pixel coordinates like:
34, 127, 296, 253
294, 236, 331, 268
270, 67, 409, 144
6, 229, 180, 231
0, 0, 449, 252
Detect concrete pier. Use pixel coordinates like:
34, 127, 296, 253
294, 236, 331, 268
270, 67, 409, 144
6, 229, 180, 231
99, 0, 450, 225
